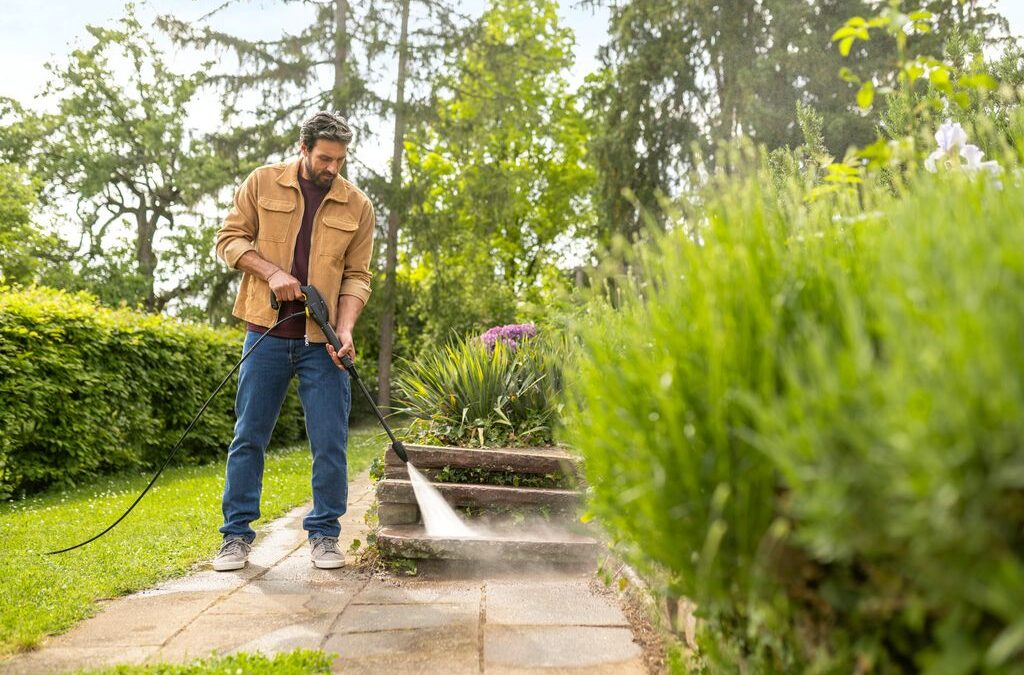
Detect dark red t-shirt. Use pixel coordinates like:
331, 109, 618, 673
248, 173, 330, 338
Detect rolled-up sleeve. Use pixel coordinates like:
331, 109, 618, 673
215, 171, 259, 269
339, 199, 375, 304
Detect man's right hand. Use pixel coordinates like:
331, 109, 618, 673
268, 269, 303, 302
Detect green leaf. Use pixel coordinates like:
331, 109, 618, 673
959, 73, 998, 91
904, 62, 926, 82
930, 67, 951, 87
857, 80, 875, 109
831, 26, 856, 41
987, 620, 1024, 666
839, 67, 861, 84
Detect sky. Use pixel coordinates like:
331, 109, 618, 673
0, 0, 1021, 174
1, 0, 1020, 97
0, 0, 609, 174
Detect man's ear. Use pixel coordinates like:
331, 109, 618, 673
299, 143, 310, 157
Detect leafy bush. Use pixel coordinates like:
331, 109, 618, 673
566, 146, 1024, 671
0, 286, 304, 497
394, 330, 566, 447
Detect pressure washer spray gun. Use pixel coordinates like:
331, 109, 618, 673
272, 285, 409, 463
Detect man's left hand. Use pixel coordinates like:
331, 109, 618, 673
326, 330, 355, 370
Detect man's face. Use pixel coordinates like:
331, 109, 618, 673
301, 139, 348, 188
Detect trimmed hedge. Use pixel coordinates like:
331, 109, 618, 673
566, 162, 1024, 672
0, 287, 304, 498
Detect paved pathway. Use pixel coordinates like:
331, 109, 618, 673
1, 474, 646, 674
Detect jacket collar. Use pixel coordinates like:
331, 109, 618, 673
276, 159, 350, 203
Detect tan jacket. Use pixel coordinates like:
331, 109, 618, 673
216, 160, 375, 342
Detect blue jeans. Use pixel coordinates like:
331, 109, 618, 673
220, 331, 350, 542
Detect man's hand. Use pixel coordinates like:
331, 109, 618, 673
268, 269, 303, 302
326, 330, 355, 371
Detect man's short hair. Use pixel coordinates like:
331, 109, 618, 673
300, 111, 353, 149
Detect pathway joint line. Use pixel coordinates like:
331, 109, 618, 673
156, 517, 309, 652
478, 581, 487, 674
317, 577, 371, 651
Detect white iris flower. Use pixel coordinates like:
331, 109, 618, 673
925, 119, 1001, 180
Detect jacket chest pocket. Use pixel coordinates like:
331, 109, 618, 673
257, 197, 295, 242
320, 216, 359, 259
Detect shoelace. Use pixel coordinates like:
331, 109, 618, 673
313, 537, 339, 556
219, 538, 250, 557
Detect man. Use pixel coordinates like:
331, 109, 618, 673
211, 111, 374, 571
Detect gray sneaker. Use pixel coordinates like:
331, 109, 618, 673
310, 536, 344, 569
213, 536, 251, 571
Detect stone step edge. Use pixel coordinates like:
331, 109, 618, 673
376, 525, 601, 563
376, 478, 584, 508
377, 501, 584, 527
384, 444, 580, 475
383, 464, 586, 488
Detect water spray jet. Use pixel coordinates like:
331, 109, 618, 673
297, 286, 475, 538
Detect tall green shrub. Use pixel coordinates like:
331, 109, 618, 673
566, 154, 1024, 671
0, 287, 304, 497
394, 331, 566, 447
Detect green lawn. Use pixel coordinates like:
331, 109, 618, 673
74, 649, 333, 674
0, 423, 388, 657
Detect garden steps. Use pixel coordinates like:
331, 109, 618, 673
376, 524, 601, 568
376, 479, 582, 509
384, 443, 581, 477
377, 501, 580, 527
376, 443, 600, 569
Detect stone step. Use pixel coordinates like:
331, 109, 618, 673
382, 464, 581, 488
376, 479, 583, 510
385, 444, 580, 477
377, 500, 581, 527
376, 524, 600, 567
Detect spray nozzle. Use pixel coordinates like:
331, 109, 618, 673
391, 440, 409, 463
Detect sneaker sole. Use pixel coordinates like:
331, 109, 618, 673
213, 560, 247, 571
312, 559, 344, 569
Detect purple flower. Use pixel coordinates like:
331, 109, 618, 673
480, 323, 537, 351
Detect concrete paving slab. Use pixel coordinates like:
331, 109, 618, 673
324, 624, 477, 659
153, 611, 338, 661
352, 579, 481, 606
43, 591, 217, 648
331, 654, 480, 675
258, 557, 363, 584
486, 663, 648, 675
138, 569, 249, 595
205, 578, 361, 616
229, 622, 327, 654
334, 602, 478, 633
484, 625, 642, 670
239, 578, 363, 597
0, 645, 159, 675
485, 580, 629, 627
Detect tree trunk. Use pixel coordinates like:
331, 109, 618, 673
333, 0, 350, 115
135, 202, 158, 311
377, 0, 411, 409
333, 0, 351, 179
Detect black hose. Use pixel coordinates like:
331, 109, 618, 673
47, 312, 306, 555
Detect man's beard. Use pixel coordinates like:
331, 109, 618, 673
304, 158, 335, 188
